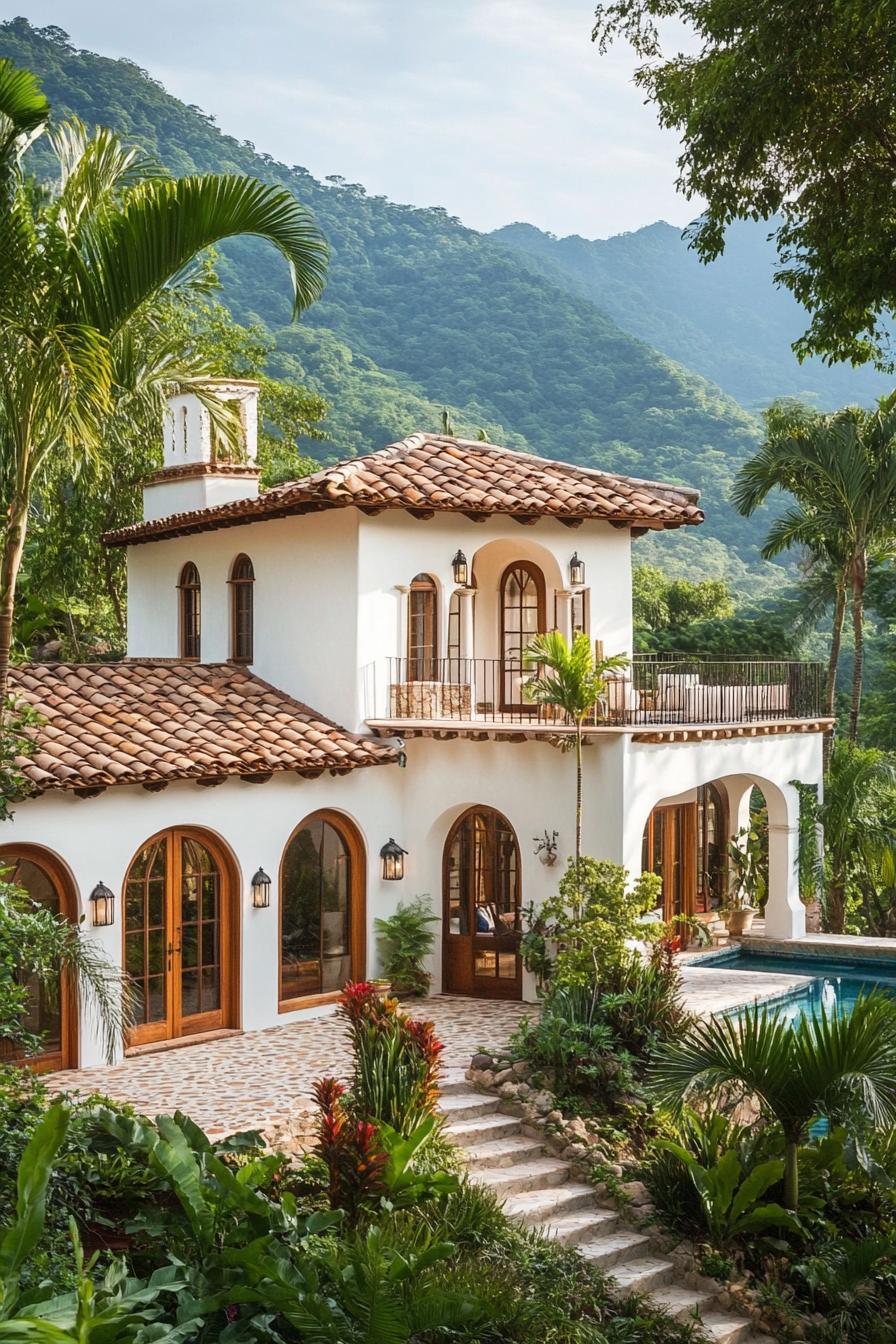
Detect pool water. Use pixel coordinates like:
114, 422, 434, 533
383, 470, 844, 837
708, 951, 896, 1024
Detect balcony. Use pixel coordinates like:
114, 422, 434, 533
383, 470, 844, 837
362, 655, 829, 739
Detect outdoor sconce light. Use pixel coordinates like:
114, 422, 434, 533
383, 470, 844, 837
89, 881, 116, 927
569, 552, 585, 587
452, 550, 469, 586
251, 867, 272, 908
380, 838, 408, 881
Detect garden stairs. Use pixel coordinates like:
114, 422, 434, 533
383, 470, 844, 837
439, 1075, 774, 1344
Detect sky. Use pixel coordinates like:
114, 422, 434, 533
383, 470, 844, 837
1, 1, 700, 239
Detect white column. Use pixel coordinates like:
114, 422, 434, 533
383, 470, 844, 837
395, 585, 409, 666
764, 821, 805, 940
459, 587, 476, 716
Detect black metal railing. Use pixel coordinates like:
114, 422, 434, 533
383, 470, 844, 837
362, 656, 825, 727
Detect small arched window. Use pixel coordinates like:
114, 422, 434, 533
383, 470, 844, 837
178, 562, 201, 660
408, 573, 438, 681
229, 554, 255, 663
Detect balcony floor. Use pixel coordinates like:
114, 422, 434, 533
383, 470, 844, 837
367, 716, 834, 742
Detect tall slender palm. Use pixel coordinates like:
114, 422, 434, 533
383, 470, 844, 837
0, 60, 328, 707
732, 397, 896, 739
819, 737, 896, 933
522, 631, 628, 891
650, 994, 896, 1209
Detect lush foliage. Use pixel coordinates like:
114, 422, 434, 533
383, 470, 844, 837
335, 982, 443, 1136
593, 0, 896, 371
373, 899, 438, 998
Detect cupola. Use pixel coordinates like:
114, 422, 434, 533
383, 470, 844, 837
142, 380, 262, 522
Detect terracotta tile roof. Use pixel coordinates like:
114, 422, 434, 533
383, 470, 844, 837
104, 434, 704, 546
9, 661, 397, 794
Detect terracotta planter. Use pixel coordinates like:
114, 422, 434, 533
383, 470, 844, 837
724, 907, 757, 936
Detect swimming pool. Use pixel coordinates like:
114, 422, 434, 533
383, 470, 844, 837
704, 950, 896, 1024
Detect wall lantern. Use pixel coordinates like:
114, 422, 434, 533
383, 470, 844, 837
251, 867, 272, 909
380, 838, 408, 881
569, 552, 585, 587
89, 881, 116, 927
452, 550, 469, 586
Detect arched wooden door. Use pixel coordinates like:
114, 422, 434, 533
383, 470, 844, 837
279, 811, 366, 1010
443, 807, 522, 1000
124, 829, 238, 1048
500, 562, 545, 710
0, 846, 78, 1072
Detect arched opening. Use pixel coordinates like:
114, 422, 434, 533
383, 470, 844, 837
500, 561, 545, 709
123, 828, 239, 1048
229, 554, 255, 663
178, 562, 201, 660
696, 782, 729, 913
279, 810, 366, 1010
408, 573, 438, 681
443, 806, 522, 1000
0, 845, 78, 1072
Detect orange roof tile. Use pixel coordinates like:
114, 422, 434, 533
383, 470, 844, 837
10, 661, 397, 794
104, 434, 703, 546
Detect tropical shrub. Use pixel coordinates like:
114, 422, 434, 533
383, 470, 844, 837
339, 981, 443, 1134
373, 897, 438, 996
655, 1142, 800, 1247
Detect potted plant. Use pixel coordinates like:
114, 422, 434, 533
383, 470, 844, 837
725, 816, 767, 935
373, 897, 438, 997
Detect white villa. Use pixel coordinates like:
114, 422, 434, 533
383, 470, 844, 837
1, 382, 828, 1070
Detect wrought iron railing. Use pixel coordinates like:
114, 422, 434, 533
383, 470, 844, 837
361, 656, 826, 727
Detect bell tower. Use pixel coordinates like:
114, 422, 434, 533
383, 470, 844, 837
142, 380, 262, 521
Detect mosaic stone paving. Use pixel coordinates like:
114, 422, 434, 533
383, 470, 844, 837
48, 996, 532, 1138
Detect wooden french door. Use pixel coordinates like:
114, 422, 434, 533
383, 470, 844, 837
641, 803, 698, 930
124, 830, 236, 1048
443, 807, 522, 1000
0, 846, 77, 1072
500, 562, 545, 710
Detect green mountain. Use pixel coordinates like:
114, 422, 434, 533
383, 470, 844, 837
0, 19, 785, 582
492, 220, 894, 414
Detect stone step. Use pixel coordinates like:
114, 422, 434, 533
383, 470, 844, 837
647, 1283, 716, 1319
502, 1181, 596, 1225
537, 1206, 620, 1246
439, 1072, 472, 1095
578, 1229, 652, 1269
437, 1092, 501, 1120
443, 1112, 522, 1146
698, 1312, 761, 1344
461, 1134, 547, 1168
472, 1156, 571, 1199
610, 1256, 677, 1295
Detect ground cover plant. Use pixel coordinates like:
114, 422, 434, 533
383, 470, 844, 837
0, 982, 702, 1343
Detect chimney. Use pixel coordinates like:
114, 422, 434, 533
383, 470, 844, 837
142, 380, 262, 522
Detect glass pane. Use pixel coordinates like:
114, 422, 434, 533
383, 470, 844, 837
202, 920, 218, 967
498, 953, 517, 978
181, 922, 198, 969
281, 819, 351, 1000
181, 970, 199, 1018
147, 975, 165, 1024
474, 950, 497, 976
201, 964, 220, 1011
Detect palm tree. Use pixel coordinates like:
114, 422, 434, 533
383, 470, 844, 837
522, 631, 628, 884
0, 60, 328, 707
1, 879, 134, 1063
732, 397, 896, 739
650, 993, 896, 1209
819, 737, 896, 933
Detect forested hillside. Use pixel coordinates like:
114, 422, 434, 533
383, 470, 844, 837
0, 18, 783, 579
493, 220, 893, 414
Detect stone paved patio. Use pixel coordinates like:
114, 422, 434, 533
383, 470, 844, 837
48, 996, 532, 1139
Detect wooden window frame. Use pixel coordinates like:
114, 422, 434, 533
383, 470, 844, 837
407, 573, 438, 682
178, 562, 201, 661
229, 554, 255, 664
278, 810, 366, 1013
499, 561, 546, 711
0, 844, 79, 1073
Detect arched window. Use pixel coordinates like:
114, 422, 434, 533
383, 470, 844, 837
0, 847, 77, 1071
408, 573, 438, 681
178, 563, 201, 660
279, 812, 365, 1007
229, 555, 255, 663
500, 561, 545, 708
